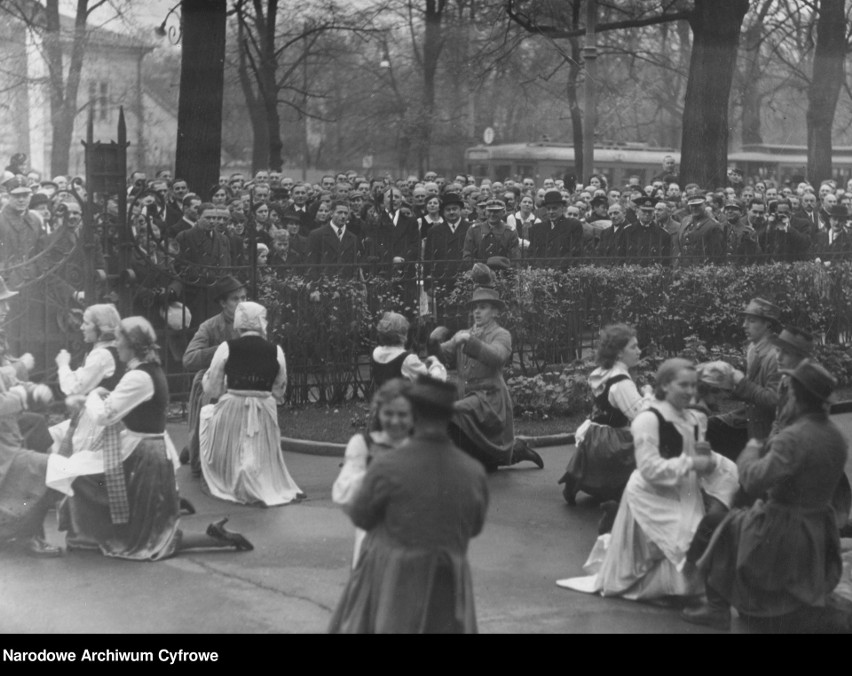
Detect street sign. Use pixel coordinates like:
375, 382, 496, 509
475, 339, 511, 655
483, 127, 495, 145
362, 154, 373, 169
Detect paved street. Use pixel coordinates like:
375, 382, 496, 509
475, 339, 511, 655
2, 414, 851, 634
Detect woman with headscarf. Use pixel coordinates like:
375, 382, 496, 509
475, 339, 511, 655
199, 301, 304, 506
46, 317, 253, 558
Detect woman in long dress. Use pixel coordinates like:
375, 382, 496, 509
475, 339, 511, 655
684, 359, 849, 632
199, 301, 304, 506
559, 324, 654, 507
49, 304, 124, 456
559, 359, 739, 601
46, 317, 253, 559
333, 378, 413, 567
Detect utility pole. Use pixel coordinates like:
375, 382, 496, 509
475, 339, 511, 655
582, 0, 597, 182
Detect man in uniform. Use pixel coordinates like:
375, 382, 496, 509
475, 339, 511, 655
624, 196, 670, 264
722, 198, 760, 264
675, 190, 725, 266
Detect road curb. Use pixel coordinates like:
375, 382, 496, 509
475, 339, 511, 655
282, 431, 576, 457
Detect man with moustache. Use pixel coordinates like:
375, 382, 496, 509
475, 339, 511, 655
528, 190, 584, 267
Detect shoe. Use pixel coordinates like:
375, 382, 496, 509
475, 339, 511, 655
179, 497, 196, 515
558, 472, 578, 506
206, 518, 254, 551
24, 536, 63, 558
512, 439, 544, 469
597, 500, 619, 535
66, 537, 100, 553
681, 603, 731, 631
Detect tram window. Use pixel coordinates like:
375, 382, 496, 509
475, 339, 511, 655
496, 165, 512, 181
517, 164, 534, 178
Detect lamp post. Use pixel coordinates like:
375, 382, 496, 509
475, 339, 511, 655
154, 1, 182, 45
582, 0, 597, 182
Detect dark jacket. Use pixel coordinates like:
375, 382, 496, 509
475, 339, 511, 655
307, 224, 360, 280
528, 216, 585, 266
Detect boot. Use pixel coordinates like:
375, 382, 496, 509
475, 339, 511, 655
511, 438, 544, 469
681, 587, 731, 631
207, 518, 254, 552
557, 471, 578, 505
597, 500, 619, 535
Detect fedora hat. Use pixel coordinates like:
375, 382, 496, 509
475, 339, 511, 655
781, 358, 836, 402
0, 275, 18, 301
770, 326, 814, 358
213, 275, 245, 302
829, 204, 848, 219
740, 297, 781, 324
408, 374, 457, 415
542, 190, 566, 207
469, 286, 505, 311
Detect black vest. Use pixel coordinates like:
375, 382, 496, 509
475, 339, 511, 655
123, 362, 168, 434
224, 335, 279, 391
371, 351, 409, 390
648, 407, 688, 459
590, 374, 631, 428
100, 346, 126, 392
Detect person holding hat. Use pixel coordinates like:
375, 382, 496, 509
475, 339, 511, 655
722, 198, 760, 263
675, 189, 725, 266
706, 298, 782, 460
684, 359, 849, 632
0, 176, 43, 272
181, 276, 246, 477
439, 266, 543, 471
462, 199, 520, 265
623, 196, 671, 264
528, 190, 584, 266
328, 375, 489, 634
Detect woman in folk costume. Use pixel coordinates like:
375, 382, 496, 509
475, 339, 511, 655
558, 359, 739, 601
48, 304, 125, 456
684, 360, 849, 632
329, 376, 489, 634
46, 317, 253, 559
199, 301, 304, 506
558, 324, 655, 516
439, 263, 542, 472
333, 378, 414, 567
370, 311, 446, 390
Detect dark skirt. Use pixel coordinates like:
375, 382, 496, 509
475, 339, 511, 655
63, 437, 181, 561
560, 424, 635, 501
0, 445, 52, 541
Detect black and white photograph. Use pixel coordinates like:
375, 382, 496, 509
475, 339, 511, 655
0, 0, 852, 639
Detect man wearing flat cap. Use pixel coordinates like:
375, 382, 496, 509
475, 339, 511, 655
675, 189, 725, 266
528, 190, 584, 267
623, 196, 671, 264
462, 199, 520, 265
706, 297, 781, 460
181, 276, 246, 476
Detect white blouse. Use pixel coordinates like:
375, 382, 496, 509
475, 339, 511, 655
371, 345, 447, 382
58, 342, 117, 396
631, 401, 701, 487
202, 334, 288, 403
85, 358, 154, 426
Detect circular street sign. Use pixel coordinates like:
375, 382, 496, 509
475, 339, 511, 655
362, 154, 373, 169
483, 127, 495, 145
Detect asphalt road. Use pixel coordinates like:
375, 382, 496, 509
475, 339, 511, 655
2, 415, 851, 635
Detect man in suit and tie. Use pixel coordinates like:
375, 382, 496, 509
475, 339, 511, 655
815, 204, 852, 260
796, 191, 820, 237
282, 183, 315, 236
175, 203, 233, 327
307, 200, 360, 280
528, 190, 584, 267
168, 192, 202, 242
423, 192, 470, 330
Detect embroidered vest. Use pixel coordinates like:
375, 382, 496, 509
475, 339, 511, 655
224, 335, 279, 391
590, 374, 631, 428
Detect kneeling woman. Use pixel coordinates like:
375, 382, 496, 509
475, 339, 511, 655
559, 359, 739, 601
46, 317, 252, 559
199, 301, 304, 506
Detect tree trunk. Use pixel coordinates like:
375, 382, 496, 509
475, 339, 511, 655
236, 12, 269, 173
419, 0, 446, 172
258, 0, 282, 172
175, 0, 227, 195
807, 0, 846, 185
679, 0, 749, 188
567, 0, 583, 186
738, 1, 774, 146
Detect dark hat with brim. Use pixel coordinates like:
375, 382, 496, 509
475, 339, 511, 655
781, 358, 836, 402
590, 195, 608, 208
5, 176, 31, 195
634, 196, 655, 211
740, 297, 781, 324
485, 256, 511, 271
686, 192, 706, 206
469, 286, 505, 311
724, 199, 743, 211
0, 275, 19, 301
829, 204, 848, 219
29, 193, 50, 210
485, 199, 505, 211
408, 374, 458, 415
542, 190, 566, 207
770, 327, 814, 358
441, 192, 464, 210
213, 275, 245, 301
